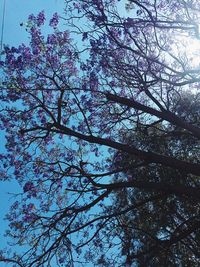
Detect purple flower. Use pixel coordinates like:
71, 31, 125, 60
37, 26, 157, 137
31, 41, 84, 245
10, 47, 19, 53
47, 34, 57, 45
36, 11, 45, 26
89, 71, 98, 90
49, 13, 59, 28
23, 213, 37, 223
28, 14, 36, 22
73, 3, 81, 12
22, 47, 31, 62
125, 17, 134, 27
23, 181, 34, 192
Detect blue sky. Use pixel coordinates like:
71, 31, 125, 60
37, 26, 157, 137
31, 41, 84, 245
0, 0, 66, 260
1, 0, 65, 46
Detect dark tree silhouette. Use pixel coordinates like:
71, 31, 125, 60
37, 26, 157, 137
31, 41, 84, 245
0, 0, 200, 266
111, 93, 200, 266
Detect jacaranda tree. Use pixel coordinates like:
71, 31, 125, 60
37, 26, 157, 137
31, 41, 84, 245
0, 0, 200, 266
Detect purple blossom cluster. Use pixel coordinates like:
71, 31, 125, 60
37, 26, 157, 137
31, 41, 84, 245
23, 182, 37, 197
49, 12, 59, 28
23, 181, 34, 192
37, 10, 45, 26
28, 10, 45, 27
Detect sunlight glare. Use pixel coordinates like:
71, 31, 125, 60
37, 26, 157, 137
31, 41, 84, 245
175, 34, 200, 68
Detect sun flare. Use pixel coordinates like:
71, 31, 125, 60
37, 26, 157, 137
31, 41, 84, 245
175, 34, 200, 68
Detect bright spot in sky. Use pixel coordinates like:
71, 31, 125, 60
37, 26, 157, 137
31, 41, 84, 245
184, 39, 200, 67
170, 32, 200, 94
174, 34, 200, 68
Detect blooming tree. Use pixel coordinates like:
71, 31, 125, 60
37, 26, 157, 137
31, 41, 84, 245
0, 0, 200, 266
